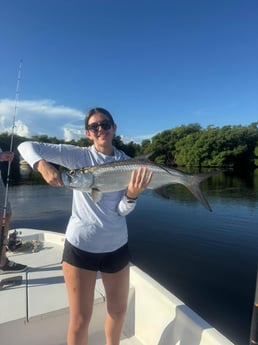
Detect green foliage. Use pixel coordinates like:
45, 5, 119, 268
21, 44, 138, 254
31, 135, 64, 144
145, 123, 202, 164
1, 121, 257, 184
113, 135, 141, 157
255, 144, 258, 167
141, 123, 258, 168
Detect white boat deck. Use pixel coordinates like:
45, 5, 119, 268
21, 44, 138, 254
0, 229, 142, 345
0, 229, 234, 345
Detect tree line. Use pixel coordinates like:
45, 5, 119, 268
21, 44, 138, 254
140, 122, 258, 169
0, 122, 258, 182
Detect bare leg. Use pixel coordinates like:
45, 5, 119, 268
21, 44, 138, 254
62, 261, 97, 345
0, 213, 11, 266
101, 264, 130, 345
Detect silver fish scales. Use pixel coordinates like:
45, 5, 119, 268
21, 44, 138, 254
61, 158, 222, 211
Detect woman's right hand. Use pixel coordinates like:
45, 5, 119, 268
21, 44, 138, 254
35, 160, 63, 187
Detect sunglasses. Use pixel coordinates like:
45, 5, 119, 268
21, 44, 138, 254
87, 120, 113, 133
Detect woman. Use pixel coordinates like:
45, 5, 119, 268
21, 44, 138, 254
18, 107, 152, 345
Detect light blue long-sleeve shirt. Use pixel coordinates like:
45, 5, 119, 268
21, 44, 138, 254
18, 142, 136, 253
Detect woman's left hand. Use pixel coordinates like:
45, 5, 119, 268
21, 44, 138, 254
126, 167, 153, 199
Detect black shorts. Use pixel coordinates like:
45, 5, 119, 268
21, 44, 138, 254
62, 240, 130, 273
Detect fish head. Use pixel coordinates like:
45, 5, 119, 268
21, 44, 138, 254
61, 168, 94, 191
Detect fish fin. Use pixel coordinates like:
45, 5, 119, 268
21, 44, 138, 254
134, 152, 154, 160
90, 189, 102, 203
153, 170, 223, 212
185, 170, 223, 212
153, 180, 213, 211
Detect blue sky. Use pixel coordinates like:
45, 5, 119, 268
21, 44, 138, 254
0, 0, 257, 143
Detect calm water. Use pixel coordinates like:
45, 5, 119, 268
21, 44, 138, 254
8, 170, 258, 345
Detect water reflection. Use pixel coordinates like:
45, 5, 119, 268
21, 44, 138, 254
156, 169, 258, 210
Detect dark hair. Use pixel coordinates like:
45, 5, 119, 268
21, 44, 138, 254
85, 107, 115, 130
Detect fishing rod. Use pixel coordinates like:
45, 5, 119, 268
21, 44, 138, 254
0, 60, 22, 262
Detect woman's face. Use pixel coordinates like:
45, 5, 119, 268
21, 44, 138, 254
85, 112, 116, 151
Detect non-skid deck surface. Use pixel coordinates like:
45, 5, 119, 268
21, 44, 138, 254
0, 229, 142, 345
0, 230, 67, 325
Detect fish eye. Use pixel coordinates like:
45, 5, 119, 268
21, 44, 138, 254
69, 170, 76, 177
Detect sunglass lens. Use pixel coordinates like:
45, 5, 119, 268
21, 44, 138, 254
88, 124, 98, 132
101, 122, 112, 130
88, 121, 112, 132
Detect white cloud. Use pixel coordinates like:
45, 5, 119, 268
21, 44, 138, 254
63, 127, 85, 142
0, 98, 154, 143
14, 120, 31, 137
0, 98, 84, 139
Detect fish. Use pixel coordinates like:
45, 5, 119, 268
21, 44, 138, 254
61, 157, 222, 211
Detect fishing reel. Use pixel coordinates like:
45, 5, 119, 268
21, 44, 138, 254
7, 229, 22, 251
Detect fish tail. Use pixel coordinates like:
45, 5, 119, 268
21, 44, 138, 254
185, 170, 222, 212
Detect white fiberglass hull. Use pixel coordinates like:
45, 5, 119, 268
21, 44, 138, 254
0, 229, 234, 345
